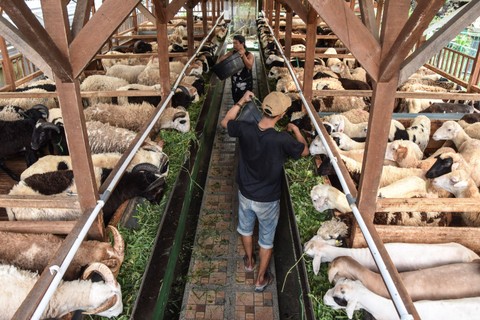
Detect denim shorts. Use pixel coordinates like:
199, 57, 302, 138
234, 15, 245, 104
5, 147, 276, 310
237, 191, 280, 249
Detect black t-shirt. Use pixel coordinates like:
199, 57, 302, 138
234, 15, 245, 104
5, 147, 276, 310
227, 120, 304, 202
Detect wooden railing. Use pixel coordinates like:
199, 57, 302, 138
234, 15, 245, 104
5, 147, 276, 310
427, 46, 480, 92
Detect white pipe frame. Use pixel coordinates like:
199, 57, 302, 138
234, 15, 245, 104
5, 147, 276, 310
30, 12, 226, 320
261, 12, 414, 320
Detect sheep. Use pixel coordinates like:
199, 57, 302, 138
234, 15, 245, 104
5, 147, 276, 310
323, 278, 480, 320
303, 234, 479, 275
432, 120, 480, 163
420, 102, 476, 114
309, 136, 366, 163
329, 60, 367, 82
0, 105, 25, 121
323, 114, 367, 138
84, 103, 190, 137
330, 132, 365, 150
80, 75, 129, 106
384, 140, 425, 169
105, 64, 147, 84
310, 182, 449, 227
20, 147, 168, 181
404, 115, 431, 152
425, 151, 480, 187
461, 122, 480, 140
316, 218, 348, 241
317, 154, 426, 187
0, 88, 58, 110
113, 83, 162, 106
15, 78, 56, 92
0, 226, 124, 280
0, 105, 49, 180
323, 108, 370, 124
328, 256, 480, 301
0, 262, 122, 319
100, 50, 150, 70
7, 162, 168, 225
432, 169, 480, 226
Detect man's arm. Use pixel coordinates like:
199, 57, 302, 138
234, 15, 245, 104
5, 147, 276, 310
287, 123, 310, 157
220, 90, 254, 128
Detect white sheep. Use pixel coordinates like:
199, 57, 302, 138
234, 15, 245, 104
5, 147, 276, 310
80, 75, 129, 106
84, 103, 190, 136
328, 256, 480, 301
330, 132, 365, 150
329, 60, 367, 82
0, 88, 58, 110
324, 278, 480, 320
324, 114, 367, 138
0, 262, 122, 319
323, 109, 370, 124
115, 83, 162, 105
310, 182, 448, 227
105, 64, 147, 83
20, 148, 167, 180
100, 50, 149, 70
314, 78, 367, 113
432, 169, 480, 226
303, 235, 478, 275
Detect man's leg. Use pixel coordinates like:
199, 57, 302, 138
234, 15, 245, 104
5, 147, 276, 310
241, 234, 255, 270
255, 247, 272, 286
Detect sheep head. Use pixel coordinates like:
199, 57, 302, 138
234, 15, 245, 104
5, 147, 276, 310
308, 136, 327, 156
432, 120, 462, 141
425, 152, 461, 179
81, 262, 123, 317
432, 169, 471, 197
303, 235, 338, 275
323, 278, 362, 319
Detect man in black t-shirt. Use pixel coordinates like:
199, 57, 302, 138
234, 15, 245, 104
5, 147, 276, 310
221, 90, 309, 292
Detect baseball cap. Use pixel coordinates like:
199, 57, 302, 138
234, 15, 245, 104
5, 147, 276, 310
261, 92, 292, 116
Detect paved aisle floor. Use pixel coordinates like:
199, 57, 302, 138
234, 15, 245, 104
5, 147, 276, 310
180, 53, 280, 320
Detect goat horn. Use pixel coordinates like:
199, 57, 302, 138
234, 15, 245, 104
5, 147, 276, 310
82, 295, 118, 315
131, 162, 159, 173
106, 225, 125, 272
39, 120, 61, 133
31, 104, 49, 118
81, 262, 120, 315
172, 111, 187, 121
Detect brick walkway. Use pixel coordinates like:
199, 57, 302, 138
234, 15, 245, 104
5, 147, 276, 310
180, 53, 280, 320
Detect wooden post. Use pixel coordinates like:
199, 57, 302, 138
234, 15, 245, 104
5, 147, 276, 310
202, 0, 208, 37
132, 6, 138, 34
273, 0, 280, 39
212, 0, 216, 24
187, 0, 195, 57
302, 9, 317, 104
154, 0, 172, 101
0, 35, 16, 90
467, 43, 480, 92
284, 5, 292, 59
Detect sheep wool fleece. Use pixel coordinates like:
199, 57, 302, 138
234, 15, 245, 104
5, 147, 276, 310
227, 120, 304, 202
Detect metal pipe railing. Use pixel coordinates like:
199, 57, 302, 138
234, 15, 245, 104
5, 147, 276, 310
262, 12, 414, 320
29, 11, 226, 320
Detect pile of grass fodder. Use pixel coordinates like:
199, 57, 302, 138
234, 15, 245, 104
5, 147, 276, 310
86, 97, 202, 320
285, 156, 363, 320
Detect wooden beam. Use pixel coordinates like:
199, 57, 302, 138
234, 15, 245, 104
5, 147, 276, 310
307, 0, 381, 81
154, 0, 172, 100
274, 0, 280, 39
284, 5, 293, 59
302, 9, 317, 102
167, 0, 187, 21
71, 0, 93, 38
379, 0, 445, 82
0, 221, 76, 234
358, 0, 379, 40
202, 0, 207, 37
0, 1, 71, 80
468, 42, 480, 93
137, 3, 157, 24
69, 0, 141, 79
399, 0, 480, 84
278, 0, 307, 22
186, 0, 195, 57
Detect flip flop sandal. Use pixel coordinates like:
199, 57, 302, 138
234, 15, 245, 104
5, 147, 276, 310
255, 271, 274, 293
243, 254, 256, 272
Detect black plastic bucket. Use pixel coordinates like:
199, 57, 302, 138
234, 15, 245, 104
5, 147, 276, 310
212, 51, 244, 80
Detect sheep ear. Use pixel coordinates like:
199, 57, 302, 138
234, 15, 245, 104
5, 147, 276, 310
346, 298, 358, 319
453, 180, 468, 189
313, 255, 322, 275
451, 162, 459, 171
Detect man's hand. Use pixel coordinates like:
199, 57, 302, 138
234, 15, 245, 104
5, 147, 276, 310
287, 123, 299, 133
238, 90, 254, 105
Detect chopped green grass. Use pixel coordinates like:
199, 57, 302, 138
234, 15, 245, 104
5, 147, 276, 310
86, 97, 203, 320
285, 157, 363, 320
